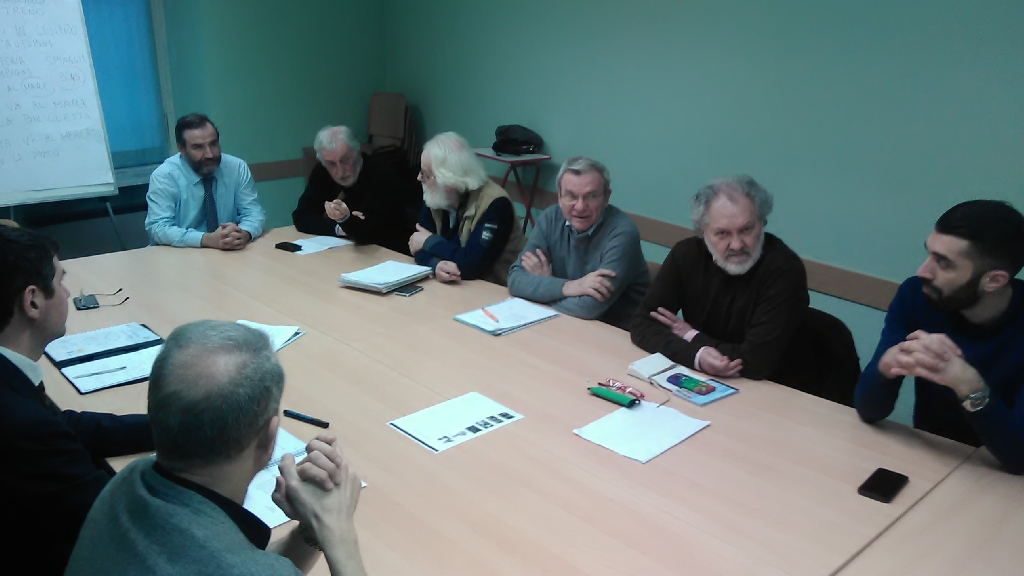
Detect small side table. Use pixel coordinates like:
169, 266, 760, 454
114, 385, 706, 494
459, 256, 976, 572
474, 147, 551, 232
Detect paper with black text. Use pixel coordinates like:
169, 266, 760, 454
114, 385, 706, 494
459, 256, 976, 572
389, 392, 523, 453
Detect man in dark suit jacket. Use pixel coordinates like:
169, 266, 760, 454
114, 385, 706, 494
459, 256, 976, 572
0, 226, 153, 575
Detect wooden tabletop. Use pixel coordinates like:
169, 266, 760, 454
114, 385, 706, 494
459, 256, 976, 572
837, 448, 1024, 576
47, 227, 982, 576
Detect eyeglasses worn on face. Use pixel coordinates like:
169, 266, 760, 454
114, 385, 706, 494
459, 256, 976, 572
560, 191, 604, 205
419, 170, 435, 181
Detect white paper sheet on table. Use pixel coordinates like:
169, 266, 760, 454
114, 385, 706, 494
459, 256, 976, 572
291, 236, 352, 255
574, 401, 709, 463
62, 345, 164, 394
236, 320, 305, 351
388, 392, 523, 453
243, 429, 366, 528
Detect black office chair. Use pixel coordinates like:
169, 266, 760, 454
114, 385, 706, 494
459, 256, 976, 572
776, 308, 861, 407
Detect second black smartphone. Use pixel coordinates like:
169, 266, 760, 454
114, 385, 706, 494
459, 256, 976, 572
858, 468, 909, 503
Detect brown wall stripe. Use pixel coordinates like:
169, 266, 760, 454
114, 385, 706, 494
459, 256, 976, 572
246, 157, 898, 311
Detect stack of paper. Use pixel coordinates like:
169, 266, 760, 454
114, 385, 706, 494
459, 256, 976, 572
388, 392, 523, 453
290, 236, 352, 255
338, 260, 432, 293
45, 323, 164, 394
627, 352, 677, 381
574, 401, 709, 463
236, 320, 305, 351
454, 297, 559, 335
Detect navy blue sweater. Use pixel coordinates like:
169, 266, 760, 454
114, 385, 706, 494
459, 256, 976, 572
855, 277, 1024, 474
413, 197, 515, 280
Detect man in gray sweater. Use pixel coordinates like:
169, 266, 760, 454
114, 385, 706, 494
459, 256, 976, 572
508, 157, 649, 329
66, 321, 367, 576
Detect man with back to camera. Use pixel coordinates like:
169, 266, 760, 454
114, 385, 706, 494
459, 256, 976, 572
66, 320, 368, 575
0, 225, 153, 575
507, 156, 649, 329
146, 113, 266, 249
856, 200, 1024, 474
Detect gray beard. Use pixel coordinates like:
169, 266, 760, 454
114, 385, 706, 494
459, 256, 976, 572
707, 230, 765, 276
423, 184, 451, 210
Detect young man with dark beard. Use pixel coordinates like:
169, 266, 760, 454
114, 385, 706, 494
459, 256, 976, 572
855, 200, 1024, 474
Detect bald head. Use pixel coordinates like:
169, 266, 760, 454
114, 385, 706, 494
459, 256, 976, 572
148, 320, 285, 468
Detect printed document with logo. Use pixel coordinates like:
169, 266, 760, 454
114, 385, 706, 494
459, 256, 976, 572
389, 392, 523, 453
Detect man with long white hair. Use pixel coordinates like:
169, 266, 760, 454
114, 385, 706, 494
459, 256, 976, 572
630, 175, 810, 382
409, 132, 526, 285
292, 125, 421, 255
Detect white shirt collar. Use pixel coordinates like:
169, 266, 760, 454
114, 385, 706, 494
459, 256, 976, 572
0, 345, 43, 386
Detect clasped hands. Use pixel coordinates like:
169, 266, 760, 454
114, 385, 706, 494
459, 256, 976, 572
273, 433, 362, 541
878, 330, 985, 399
649, 307, 743, 378
202, 223, 251, 251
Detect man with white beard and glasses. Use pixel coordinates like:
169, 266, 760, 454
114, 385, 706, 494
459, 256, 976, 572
856, 200, 1024, 474
409, 132, 526, 285
630, 175, 810, 383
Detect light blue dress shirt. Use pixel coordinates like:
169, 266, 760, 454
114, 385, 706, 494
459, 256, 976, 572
144, 153, 266, 247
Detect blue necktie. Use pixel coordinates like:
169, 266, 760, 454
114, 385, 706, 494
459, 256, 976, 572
202, 176, 218, 232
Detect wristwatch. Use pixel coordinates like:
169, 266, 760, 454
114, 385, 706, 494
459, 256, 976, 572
962, 387, 991, 413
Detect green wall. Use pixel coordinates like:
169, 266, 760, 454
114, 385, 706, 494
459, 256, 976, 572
384, 0, 1023, 281
383, 0, 1024, 424
162, 0, 387, 227
156, 1, 1024, 425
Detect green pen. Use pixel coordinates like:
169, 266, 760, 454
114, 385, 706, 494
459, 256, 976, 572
588, 386, 639, 408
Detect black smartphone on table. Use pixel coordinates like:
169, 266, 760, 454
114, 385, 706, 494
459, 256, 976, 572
275, 241, 302, 253
858, 468, 909, 503
394, 285, 423, 297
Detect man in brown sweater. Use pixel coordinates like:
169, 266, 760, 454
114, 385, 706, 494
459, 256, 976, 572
630, 175, 810, 383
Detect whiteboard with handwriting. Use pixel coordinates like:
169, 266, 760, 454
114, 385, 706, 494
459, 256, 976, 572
0, 0, 115, 207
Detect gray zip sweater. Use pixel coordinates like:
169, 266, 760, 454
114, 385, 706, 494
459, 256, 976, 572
508, 204, 649, 329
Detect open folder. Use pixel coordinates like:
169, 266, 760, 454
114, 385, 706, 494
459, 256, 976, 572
44, 322, 164, 394
454, 297, 559, 335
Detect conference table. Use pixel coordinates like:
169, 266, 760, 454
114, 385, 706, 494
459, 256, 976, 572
44, 226, 1016, 575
